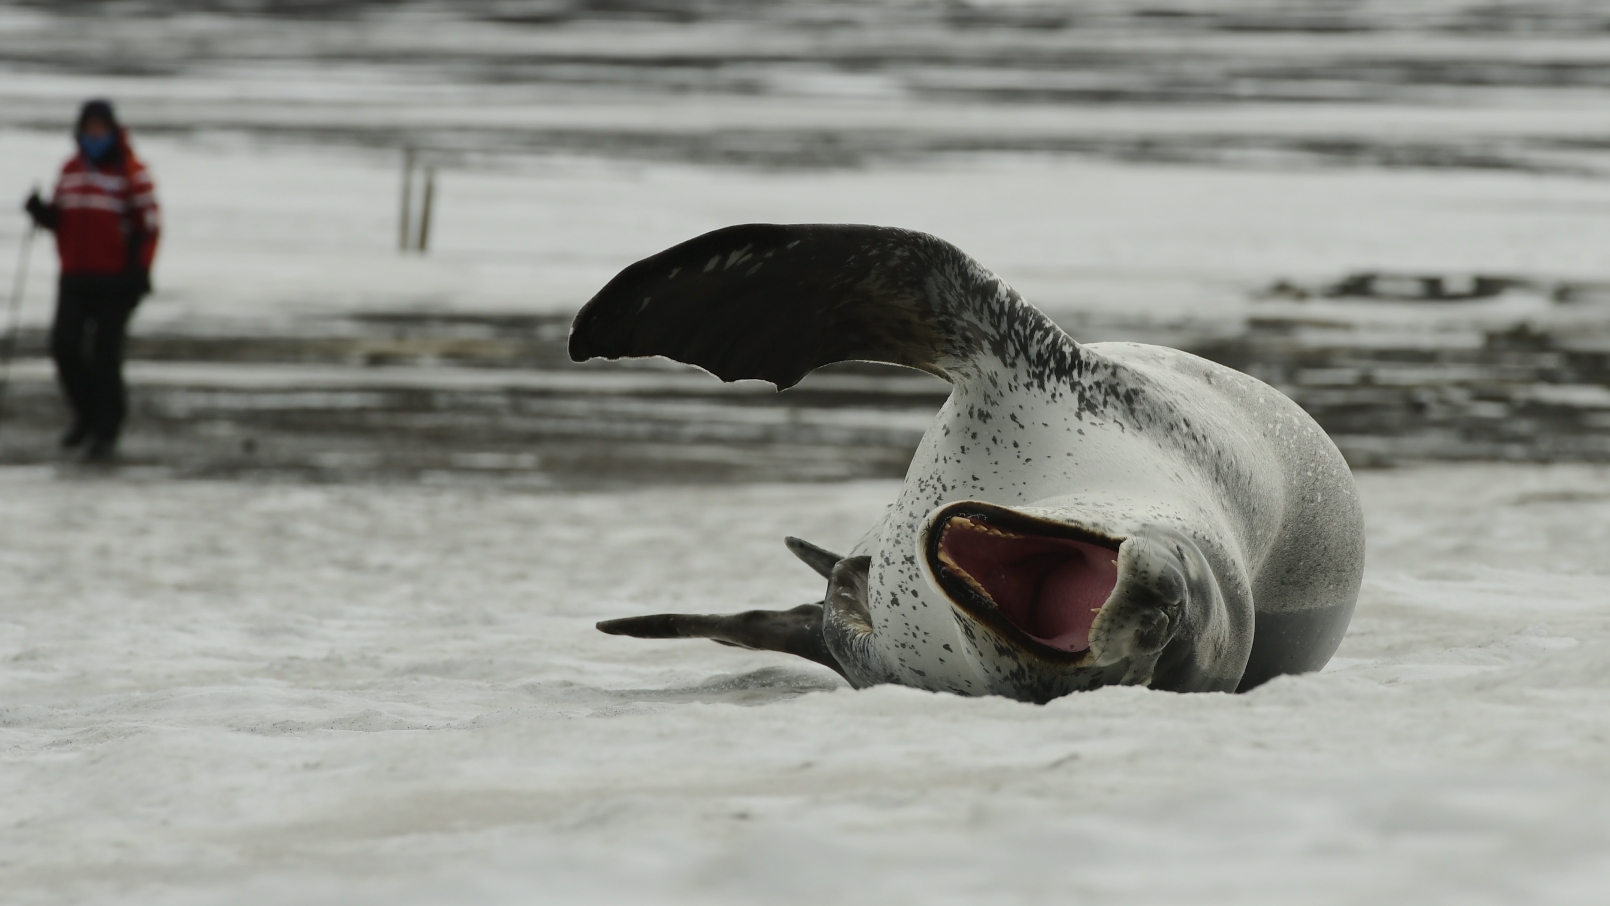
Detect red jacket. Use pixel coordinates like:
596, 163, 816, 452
46, 129, 160, 276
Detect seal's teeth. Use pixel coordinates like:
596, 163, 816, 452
945, 516, 1025, 541
936, 547, 993, 604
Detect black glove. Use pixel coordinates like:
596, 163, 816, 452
23, 192, 56, 230
125, 269, 152, 299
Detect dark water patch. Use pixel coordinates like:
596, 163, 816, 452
6, 305, 1610, 483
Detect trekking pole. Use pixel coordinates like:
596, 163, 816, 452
0, 217, 39, 433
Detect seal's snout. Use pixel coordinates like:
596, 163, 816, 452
933, 513, 1120, 654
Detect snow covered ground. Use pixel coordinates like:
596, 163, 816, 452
1, 463, 1609, 904
7, 129, 1610, 336
3, 5, 1610, 900
8, 0, 1610, 336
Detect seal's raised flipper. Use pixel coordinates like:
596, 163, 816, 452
597, 603, 846, 680
567, 223, 1075, 389
785, 536, 842, 579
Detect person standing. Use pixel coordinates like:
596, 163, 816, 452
22, 99, 160, 461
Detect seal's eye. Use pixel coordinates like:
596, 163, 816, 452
936, 516, 1119, 653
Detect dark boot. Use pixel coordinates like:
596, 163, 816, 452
82, 435, 117, 463
61, 423, 91, 449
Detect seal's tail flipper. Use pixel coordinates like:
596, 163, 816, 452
785, 535, 842, 579
568, 223, 1076, 389
597, 603, 847, 680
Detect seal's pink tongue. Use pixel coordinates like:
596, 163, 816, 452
938, 517, 1119, 652
1034, 558, 1115, 650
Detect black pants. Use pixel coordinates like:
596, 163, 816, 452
51, 275, 141, 445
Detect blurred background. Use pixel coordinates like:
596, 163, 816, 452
4, 0, 1610, 481
8, 6, 1610, 904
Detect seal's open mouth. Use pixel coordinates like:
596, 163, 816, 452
934, 514, 1120, 653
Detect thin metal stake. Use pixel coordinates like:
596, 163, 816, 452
417, 166, 436, 254
399, 146, 415, 253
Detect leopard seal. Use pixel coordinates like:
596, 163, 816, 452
572, 224, 1364, 701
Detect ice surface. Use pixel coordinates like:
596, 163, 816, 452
2, 463, 1609, 904
3, 6, 1610, 896
8, 129, 1610, 340
8, 0, 1610, 339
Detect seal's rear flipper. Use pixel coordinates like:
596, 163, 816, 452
567, 223, 1076, 390
785, 536, 842, 579
597, 603, 847, 680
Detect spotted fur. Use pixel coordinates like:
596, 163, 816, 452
573, 224, 1365, 700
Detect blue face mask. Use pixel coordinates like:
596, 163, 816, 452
77, 131, 114, 162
